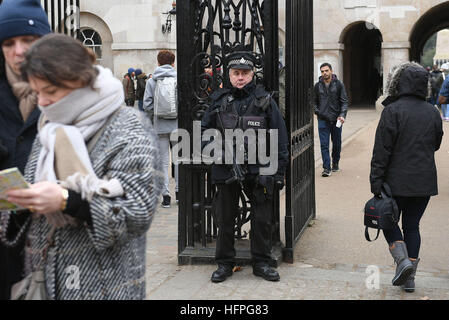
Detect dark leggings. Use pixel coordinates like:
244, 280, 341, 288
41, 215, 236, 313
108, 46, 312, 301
382, 196, 430, 259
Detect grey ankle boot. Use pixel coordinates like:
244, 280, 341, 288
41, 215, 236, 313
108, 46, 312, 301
402, 258, 420, 293
389, 241, 414, 286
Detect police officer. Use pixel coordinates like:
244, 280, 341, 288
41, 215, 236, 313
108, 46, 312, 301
201, 51, 289, 282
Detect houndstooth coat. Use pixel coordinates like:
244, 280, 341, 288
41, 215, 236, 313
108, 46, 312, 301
15, 107, 161, 300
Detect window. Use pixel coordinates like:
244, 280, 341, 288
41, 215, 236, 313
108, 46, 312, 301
77, 28, 102, 62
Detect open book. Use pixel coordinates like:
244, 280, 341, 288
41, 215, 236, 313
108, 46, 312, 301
0, 167, 29, 211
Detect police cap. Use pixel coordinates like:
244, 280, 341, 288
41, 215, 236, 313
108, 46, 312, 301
226, 51, 256, 70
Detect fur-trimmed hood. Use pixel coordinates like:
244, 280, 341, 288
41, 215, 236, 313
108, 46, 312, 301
384, 62, 428, 104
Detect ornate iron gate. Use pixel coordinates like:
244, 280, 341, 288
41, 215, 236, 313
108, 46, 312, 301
177, 0, 314, 265
283, 0, 315, 263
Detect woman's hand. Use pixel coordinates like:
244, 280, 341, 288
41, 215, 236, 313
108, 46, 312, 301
6, 181, 64, 215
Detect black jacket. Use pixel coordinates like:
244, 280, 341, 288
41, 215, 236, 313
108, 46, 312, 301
0, 74, 40, 300
201, 80, 289, 184
370, 63, 443, 197
313, 74, 349, 122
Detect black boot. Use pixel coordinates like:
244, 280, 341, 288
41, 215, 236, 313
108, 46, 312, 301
402, 258, 420, 293
253, 262, 280, 282
211, 264, 233, 283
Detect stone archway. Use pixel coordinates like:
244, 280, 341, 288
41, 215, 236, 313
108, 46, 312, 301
410, 2, 449, 63
340, 21, 383, 107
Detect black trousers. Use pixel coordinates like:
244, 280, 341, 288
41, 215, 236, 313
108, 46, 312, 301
382, 196, 430, 259
214, 179, 273, 266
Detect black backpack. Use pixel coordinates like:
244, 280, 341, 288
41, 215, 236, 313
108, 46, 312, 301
364, 183, 399, 241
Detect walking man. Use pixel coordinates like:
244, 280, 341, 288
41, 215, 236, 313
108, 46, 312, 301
313, 63, 349, 177
201, 51, 289, 282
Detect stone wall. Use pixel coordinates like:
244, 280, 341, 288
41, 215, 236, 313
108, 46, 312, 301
314, 0, 449, 96
79, 0, 177, 78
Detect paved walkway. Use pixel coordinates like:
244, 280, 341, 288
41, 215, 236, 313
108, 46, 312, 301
146, 106, 449, 300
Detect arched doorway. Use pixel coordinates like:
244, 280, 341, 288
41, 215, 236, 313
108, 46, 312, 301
341, 22, 383, 107
410, 2, 449, 63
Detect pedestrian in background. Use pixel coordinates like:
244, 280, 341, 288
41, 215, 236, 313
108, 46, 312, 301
143, 50, 179, 207
135, 68, 147, 111
0, 0, 51, 300
429, 64, 442, 107
438, 64, 449, 120
370, 61, 443, 293
437, 63, 449, 121
123, 67, 135, 107
3, 34, 161, 300
313, 62, 349, 177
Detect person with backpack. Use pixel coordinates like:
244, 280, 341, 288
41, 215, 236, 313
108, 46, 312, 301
135, 69, 147, 111
143, 50, 178, 208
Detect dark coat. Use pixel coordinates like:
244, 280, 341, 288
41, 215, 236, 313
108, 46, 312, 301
370, 63, 443, 197
201, 80, 289, 184
0, 72, 40, 300
313, 74, 349, 122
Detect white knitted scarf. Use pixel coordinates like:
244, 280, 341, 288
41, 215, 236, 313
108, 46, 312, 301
35, 66, 125, 227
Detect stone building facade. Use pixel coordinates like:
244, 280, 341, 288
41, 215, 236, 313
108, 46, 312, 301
313, 0, 449, 106
43, 0, 449, 106
76, 0, 177, 78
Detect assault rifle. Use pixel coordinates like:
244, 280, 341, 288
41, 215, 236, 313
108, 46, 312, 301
215, 109, 248, 188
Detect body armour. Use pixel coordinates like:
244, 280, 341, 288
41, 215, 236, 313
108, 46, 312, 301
218, 89, 272, 132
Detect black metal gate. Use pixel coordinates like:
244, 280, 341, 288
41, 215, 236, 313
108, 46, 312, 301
40, 0, 80, 36
283, 0, 315, 263
177, 0, 315, 265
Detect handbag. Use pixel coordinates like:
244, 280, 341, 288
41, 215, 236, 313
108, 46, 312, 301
10, 226, 56, 300
364, 183, 399, 242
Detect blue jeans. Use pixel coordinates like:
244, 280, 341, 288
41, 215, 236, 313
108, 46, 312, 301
442, 104, 449, 119
137, 100, 144, 111
382, 196, 429, 259
318, 119, 342, 169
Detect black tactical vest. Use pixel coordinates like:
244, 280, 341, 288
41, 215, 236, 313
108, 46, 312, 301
217, 89, 272, 132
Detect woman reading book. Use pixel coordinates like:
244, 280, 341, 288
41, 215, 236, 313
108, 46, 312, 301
3, 33, 161, 299
0, 0, 52, 300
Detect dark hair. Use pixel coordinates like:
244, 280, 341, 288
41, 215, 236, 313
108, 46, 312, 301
320, 62, 332, 70
20, 33, 98, 89
157, 50, 175, 66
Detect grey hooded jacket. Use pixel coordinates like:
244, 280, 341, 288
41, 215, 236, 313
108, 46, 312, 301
143, 64, 178, 135
370, 62, 443, 196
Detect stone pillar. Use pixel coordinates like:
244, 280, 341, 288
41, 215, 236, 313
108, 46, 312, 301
375, 41, 410, 111
381, 41, 410, 94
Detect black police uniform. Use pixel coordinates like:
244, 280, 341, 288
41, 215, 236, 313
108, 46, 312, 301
201, 63, 289, 272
